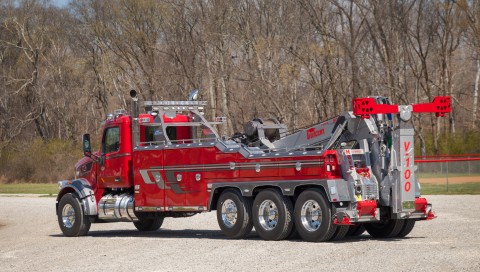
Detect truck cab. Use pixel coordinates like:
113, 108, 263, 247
97, 112, 132, 189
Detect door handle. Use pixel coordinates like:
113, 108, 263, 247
115, 177, 121, 183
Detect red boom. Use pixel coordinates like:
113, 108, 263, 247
353, 96, 451, 119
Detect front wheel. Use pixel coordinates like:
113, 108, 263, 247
133, 216, 164, 231
57, 193, 91, 237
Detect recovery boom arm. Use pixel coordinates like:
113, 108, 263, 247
351, 96, 451, 217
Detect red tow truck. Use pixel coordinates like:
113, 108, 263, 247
56, 90, 449, 241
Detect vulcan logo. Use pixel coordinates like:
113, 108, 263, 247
307, 127, 325, 140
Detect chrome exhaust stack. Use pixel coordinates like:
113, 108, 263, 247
130, 90, 139, 147
98, 194, 137, 221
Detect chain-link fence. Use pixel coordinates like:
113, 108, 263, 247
416, 155, 480, 192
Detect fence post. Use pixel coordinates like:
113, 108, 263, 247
446, 161, 449, 192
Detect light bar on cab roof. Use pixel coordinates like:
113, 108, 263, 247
150, 106, 205, 111
144, 101, 208, 107
114, 109, 127, 115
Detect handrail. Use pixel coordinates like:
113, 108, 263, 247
139, 138, 219, 146
137, 138, 326, 154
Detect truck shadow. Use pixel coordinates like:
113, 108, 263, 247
50, 229, 425, 243
50, 229, 260, 241
287, 235, 426, 244
92, 229, 248, 240
330, 235, 426, 244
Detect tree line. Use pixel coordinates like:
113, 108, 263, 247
1, 0, 480, 182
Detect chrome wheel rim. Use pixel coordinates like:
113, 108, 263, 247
62, 204, 75, 228
301, 200, 322, 232
258, 200, 278, 230
221, 199, 238, 228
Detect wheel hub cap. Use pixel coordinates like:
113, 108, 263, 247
221, 199, 238, 228
258, 200, 278, 230
301, 200, 322, 232
62, 203, 75, 229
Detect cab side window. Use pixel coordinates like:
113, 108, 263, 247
102, 127, 120, 154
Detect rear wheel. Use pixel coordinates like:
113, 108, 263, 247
57, 193, 91, 237
253, 189, 294, 241
287, 225, 300, 240
133, 216, 164, 231
294, 189, 335, 242
396, 219, 415, 237
365, 219, 405, 238
330, 225, 349, 241
216, 189, 253, 239
347, 224, 366, 237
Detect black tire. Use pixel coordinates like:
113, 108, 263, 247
252, 189, 294, 241
57, 193, 91, 237
287, 197, 300, 240
347, 224, 366, 237
287, 226, 300, 240
216, 189, 253, 239
330, 225, 349, 241
365, 219, 405, 238
133, 216, 164, 231
396, 219, 415, 237
294, 189, 335, 242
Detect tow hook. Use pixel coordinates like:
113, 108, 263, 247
426, 204, 437, 220
426, 210, 437, 220
333, 212, 354, 225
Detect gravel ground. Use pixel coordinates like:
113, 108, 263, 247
0, 195, 479, 272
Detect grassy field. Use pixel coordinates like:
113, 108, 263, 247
0, 183, 58, 195
1, 182, 479, 196
417, 173, 480, 179
421, 182, 480, 195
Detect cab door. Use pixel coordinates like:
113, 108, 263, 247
98, 126, 128, 188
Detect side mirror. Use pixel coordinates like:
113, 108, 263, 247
82, 134, 92, 157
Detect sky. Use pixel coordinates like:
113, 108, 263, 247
51, 0, 70, 8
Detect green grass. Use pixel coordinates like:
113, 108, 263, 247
0, 183, 58, 195
421, 182, 480, 195
417, 173, 480, 179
